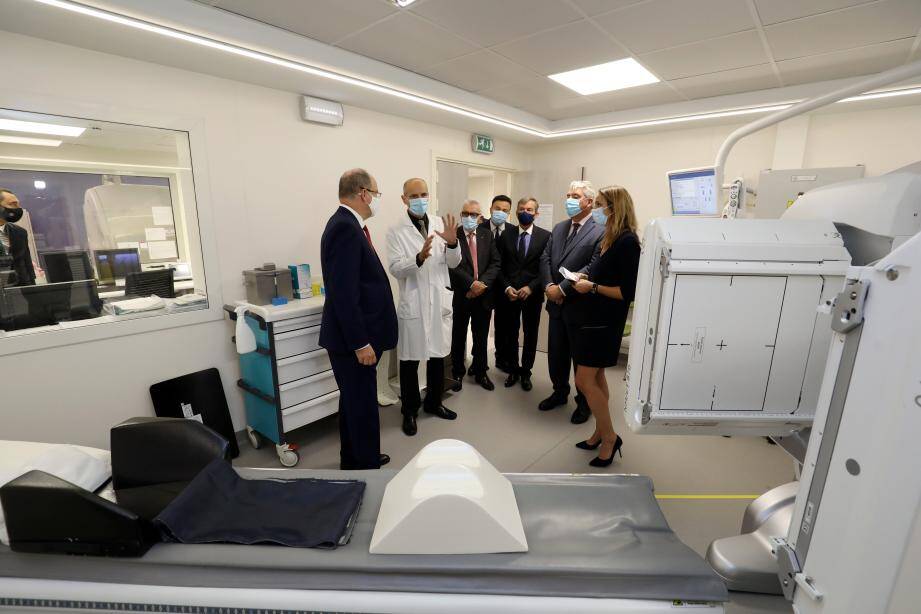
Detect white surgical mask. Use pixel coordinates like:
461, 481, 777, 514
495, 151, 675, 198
368, 194, 382, 218
409, 197, 428, 217
461, 216, 478, 232
565, 198, 582, 218
491, 210, 508, 226
591, 207, 608, 226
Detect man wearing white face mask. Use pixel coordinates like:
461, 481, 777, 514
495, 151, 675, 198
387, 177, 461, 437
320, 169, 397, 470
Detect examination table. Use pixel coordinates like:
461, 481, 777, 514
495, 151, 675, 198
0, 469, 727, 613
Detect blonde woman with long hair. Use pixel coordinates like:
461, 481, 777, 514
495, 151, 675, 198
566, 185, 641, 467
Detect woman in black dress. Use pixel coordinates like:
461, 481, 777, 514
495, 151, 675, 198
565, 185, 641, 467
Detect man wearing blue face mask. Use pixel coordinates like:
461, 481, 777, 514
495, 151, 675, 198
450, 199, 500, 392
538, 180, 604, 424
484, 194, 512, 372
387, 178, 461, 437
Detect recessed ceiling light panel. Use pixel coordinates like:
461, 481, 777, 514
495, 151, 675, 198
391, 0, 417, 7
0, 118, 85, 137
549, 58, 660, 96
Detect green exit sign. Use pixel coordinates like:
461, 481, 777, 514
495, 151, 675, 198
472, 133, 494, 154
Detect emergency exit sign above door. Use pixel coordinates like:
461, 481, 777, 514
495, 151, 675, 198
471, 134, 494, 154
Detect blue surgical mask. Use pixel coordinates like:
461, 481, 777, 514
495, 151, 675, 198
491, 210, 508, 226
591, 207, 608, 226
408, 197, 428, 217
461, 216, 478, 232
517, 211, 535, 226
565, 198, 582, 218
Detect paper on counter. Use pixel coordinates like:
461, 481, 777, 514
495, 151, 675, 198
559, 266, 582, 282
148, 240, 178, 260
117, 241, 141, 250
145, 227, 167, 241
152, 206, 174, 226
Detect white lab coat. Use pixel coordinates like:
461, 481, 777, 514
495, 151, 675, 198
386, 212, 462, 361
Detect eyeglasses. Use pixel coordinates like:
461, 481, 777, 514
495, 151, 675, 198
361, 186, 382, 198
460, 212, 480, 218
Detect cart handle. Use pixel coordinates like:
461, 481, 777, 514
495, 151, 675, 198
223, 304, 268, 330
236, 379, 276, 404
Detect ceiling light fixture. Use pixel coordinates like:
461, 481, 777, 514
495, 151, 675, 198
29, 0, 921, 140
0, 118, 84, 137
34, 180, 47, 190
549, 58, 659, 96
390, 0, 418, 7
0, 135, 64, 147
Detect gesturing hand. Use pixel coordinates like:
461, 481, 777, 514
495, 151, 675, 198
355, 345, 377, 366
573, 279, 593, 294
418, 234, 435, 263
435, 214, 458, 246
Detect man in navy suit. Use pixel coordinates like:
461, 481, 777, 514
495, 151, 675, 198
497, 197, 551, 391
319, 169, 398, 470
539, 180, 603, 424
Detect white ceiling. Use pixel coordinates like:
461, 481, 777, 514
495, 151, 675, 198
194, 0, 921, 121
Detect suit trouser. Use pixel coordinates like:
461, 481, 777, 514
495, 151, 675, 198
505, 296, 543, 377
547, 313, 586, 404
451, 297, 491, 377
328, 351, 381, 470
493, 295, 516, 368
400, 356, 445, 416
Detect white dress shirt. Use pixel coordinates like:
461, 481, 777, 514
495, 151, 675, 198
339, 204, 366, 228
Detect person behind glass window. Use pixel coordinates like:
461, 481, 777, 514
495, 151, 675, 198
0, 189, 36, 286
566, 185, 641, 467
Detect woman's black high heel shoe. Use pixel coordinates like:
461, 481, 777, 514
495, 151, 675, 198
576, 439, 601, 451
589, 435, 623, 468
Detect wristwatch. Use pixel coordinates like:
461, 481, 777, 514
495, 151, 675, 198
590, 283, 598, 294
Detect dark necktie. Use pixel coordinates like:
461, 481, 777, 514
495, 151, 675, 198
494, 225, 500, 240
565, 222, 581, 248
517, 232, 528, 260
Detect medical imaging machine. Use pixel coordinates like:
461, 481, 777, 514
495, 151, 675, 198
627, 56, 921, 611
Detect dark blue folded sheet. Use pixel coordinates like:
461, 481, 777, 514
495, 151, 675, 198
155, 460, 365, 549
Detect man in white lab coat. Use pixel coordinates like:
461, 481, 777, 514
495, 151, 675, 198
386, 178, 461, 437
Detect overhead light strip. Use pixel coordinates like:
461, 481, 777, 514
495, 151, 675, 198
29, 0, 921, 140
0, 135, 63, 147
0, 117, 84, 137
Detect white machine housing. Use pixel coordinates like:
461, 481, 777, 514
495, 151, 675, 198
626, 218, 850, 436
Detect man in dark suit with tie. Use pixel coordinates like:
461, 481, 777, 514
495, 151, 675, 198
0, 189, 36, 287
319, 169, 398, 470
485, 194, 513, 372
497, 197, 550, 391
539, 180, 603, 424
450, 199, 500, 391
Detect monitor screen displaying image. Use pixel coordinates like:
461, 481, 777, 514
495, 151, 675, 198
669, 167, 718, 216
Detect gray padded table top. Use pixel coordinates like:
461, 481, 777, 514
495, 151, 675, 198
0, 469, 728, 603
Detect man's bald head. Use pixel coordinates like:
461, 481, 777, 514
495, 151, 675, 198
339, 168, 373, 200
402, 178, 427, 197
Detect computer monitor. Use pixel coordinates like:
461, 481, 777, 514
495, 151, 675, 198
94, 248, 142, 285
668, 167, 718, 216
0, 280, 102, 331
40, 250, 94, 284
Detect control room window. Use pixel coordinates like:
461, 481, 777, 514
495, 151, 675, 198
0, 109, 207, 338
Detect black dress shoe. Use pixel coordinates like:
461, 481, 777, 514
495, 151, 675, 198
520, 375, 532, 391
476, 374, 495, 391
467, 365, 475, 376
538, 393, 567, 411
450, 375, 463, 392
424, 405, 457, 420
570, 404, 591, 424
576, 439, 601, 451
504, 373, 519, 388
589, 435, 623, 468
402, 415, 417, 436
379, 454, 391, 466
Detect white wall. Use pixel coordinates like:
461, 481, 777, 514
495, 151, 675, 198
527, 104, 921, 231
0, 33, 528, 448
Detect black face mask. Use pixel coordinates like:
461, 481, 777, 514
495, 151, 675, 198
1, 207, 23, 224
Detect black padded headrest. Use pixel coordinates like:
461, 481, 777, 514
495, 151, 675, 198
110, 417, 230, 490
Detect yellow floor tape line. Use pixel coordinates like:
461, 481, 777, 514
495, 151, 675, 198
655, 494, 760, 500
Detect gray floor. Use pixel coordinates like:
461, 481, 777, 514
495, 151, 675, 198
234, 350, 793, 613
